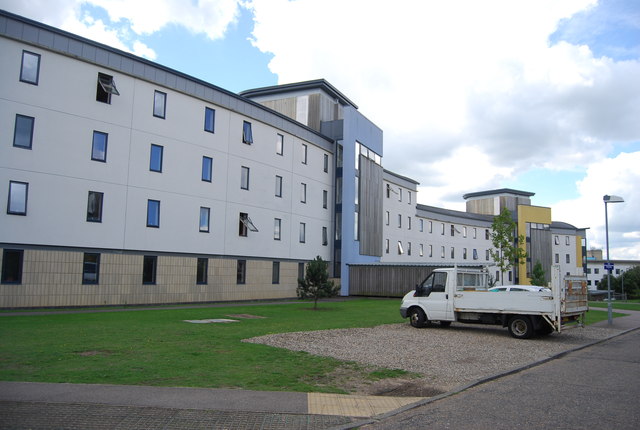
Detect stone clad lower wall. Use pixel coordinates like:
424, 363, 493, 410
0, 248, 299, 308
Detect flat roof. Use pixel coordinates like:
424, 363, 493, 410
240, 79, 358, 109
463, 188, 535, 200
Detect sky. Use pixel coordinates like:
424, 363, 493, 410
2, 0, 639, 260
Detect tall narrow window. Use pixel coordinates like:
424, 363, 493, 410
86, 191, 104, 222
451, 225, 455, 236
91, 131, 108, 162
323, 190, 328, 209
398, 214, 402, 228
385, 211, 390, 226
442, 223, 445, 235
7, 181, 28, 215
473, 249, 479, 260
420, 219, 424, 232
197, 258, 208, 284
322, 227, 328, 246
275, 175, 282, 197
299, 222, 306, 243
408, 217, 412, 230
202, 156, 213, 182
274, 218, 281, 240
407, 242, 412, 256
429, 245, 433, 257
463, 248, 468, 260
420, 244, 424, 257
153, 90, 166, 118
241, 166, 250, 190
429, 221, 433, 233
13, 115, 34, 149
142, 256, 157, 284
242, 121, 253, 144
441, 246, 445, 258
385, 239, 390, 254
1, 249, 24, 284
323, 154, 329, 172
82, 253, 100, 284
204, 107, 215, 133
398, 241, 404, 255
272, 261, 280, 284
301, 183, 307, 203
276, 134, 284, 155
298, 262, 305, 281
150, 144, 163, 172
302, 144, 308, 164
147, 199, 160, 227
20, 50, 41, 85
451, 247, 455, 258
96, 73, 119, 104
239, 213, 258, 236
237, 260, 246, 284
199, 207, 210, 232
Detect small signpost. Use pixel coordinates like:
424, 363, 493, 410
604, 262, 614, 272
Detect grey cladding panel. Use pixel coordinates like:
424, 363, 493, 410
358, 156, 383, 257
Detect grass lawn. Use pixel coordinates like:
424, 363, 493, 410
588, 301, 640, 312
0, 299, 410, 393
0, 298, 627, 393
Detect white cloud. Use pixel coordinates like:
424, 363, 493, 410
552, 152, 640, 259
248, 0, 640, 258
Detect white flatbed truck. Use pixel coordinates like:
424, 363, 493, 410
399, 266, 588, 339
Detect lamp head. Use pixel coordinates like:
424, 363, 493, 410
603, 195, 624, 203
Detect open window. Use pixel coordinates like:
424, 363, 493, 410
96, 73, 119, 103
239, 212, 258, 236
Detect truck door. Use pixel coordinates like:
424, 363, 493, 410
420, 272, 453, 321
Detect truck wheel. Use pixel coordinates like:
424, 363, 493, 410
409, 308, 427, 328
507, 315, 533, 339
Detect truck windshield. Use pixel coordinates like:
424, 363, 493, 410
421, 272, 447, 293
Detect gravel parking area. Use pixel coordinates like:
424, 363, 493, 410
245, 323, 619, 393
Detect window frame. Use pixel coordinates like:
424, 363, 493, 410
153, 90, 167, 118
237, 259, 246, 284
197, 257, 208, 285
322, 226, 328, 246
142, 255, 157, 284
149, 144, 164, 172
199, 206, 210, 233
276, 133, 284, 155
272, 261, 280, 284
301, 143, 308, 164
82, 253, 100, 285
241, 166, 250, 190
204, 107, 215, 133
91, 131, 108, 162
301, 183, 307, 203
242, 121, 253, 144
323, 154, 329, 173
299, 222, 306, 243
274, 218, 282, 240
1, 249, 24, 284
275, 175, 283, 197
20, 50, 41, 85
146, 199, 160, 228
86, 191, 104, 223
323, 190, 328, 209
7, 181, 28, 216
202, 156, 213, 182
96, 72, 119, 103
13, 114, 35, 150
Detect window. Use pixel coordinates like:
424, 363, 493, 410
555, 253, 559, 264
275, 175, 283, 197
565, 236, 570, 246
385, 239, 390, 254
441, 246, 445, 258
199, 207, 210, 232
451, 247, 455, 259
302, 144, 308, 164
13, 115, 34, 149
20, 50, 41, 85
276, 134, 284, 155
153, 90, 166, 118
451, 225, 455, 236
242, 121, 253, 144
408, 242, 412, 256
202, 157, 213, 182
554, 235, 560, 245
398, 214, 402, 228
96, 73, 119, 103
398, 189, 402, 202
594, 268, 600, 274
429, 245, 433, 257
463, 248, 468, 260
420, 219, 424, 232
486, 249, 490, 261
298, 262, 305, 281
408, 191, 412, 204
239, 212, 258, 236
398, 241, 404, 255
463, 227, 467, 238
147, 200, 160, 227
272, 261, 280, 284
91, 131, 108, 162
299, 222, 306, 243
237, 260, 246, 284
429, 221, 433, 233
385, 211, 390, 226
408, 217, 412, 230
322, 226, 328, 246
485, 229, 490, 240
82, 253, 100, 284
1, 249, 24, 284
473, 228, 477, 239
86, 191, 104, 222
149, 144, 163, 172
274, 218, 281, 240
301, 183, 307, 203
420, 244, 424, 257
323, 190, 328, 209
204, 107, 215, 133
441, 223, 445, 235
142, 256, 157, 284
197, 258, 208, 284
324, 154, 329, 173
241, 166, 250, 190
7, 181, 28, 215
566, 254, 571, 264
473, 249, 478, 260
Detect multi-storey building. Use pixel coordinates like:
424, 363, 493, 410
0, 10, 588, 307
585, 249, 639, 291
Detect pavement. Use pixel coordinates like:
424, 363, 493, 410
0, 307, 639, 429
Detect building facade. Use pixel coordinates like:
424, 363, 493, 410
1, 11, 588, 307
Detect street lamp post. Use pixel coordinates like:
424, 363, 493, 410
603, 195, 624, 325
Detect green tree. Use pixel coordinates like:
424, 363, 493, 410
488, 208, 528, 285
598, 265, 640, 300
297, 256, 339, 309
530, 261, 547, 286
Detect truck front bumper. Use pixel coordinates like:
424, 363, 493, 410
399, 307, 408, 319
